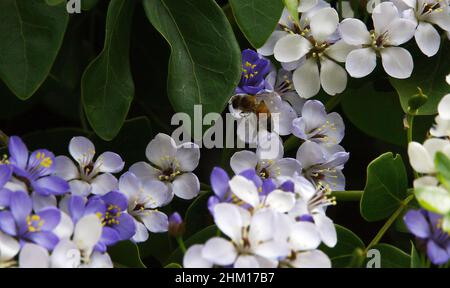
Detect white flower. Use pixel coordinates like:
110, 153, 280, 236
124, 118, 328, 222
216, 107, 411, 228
288, 174, 338, 247
228, 175, 296, 213
18, 215, 113, 268
430, 94, 450, 137
401, 0, 450, 57
129, 133, 200, 200
202, 204, 290, 268
0, 231, 20, 268
119, 172, 171, 242
230, 135, 301, 182
55, 136, 124, 196
340, 2, 416, 79
408, 138, 450, 187
273, 7, 355, 98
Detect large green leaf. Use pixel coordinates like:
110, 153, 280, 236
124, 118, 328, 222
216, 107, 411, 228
361, 153, 408, 221
0, 0, 68, 99
229, 0, 284, 48
390, 42, 450, 115
82, 0, 136, 141
369, 243, 410, 268
341, 78, 433, 146
143, 0, 241, 135
320, 225, 365, 268
109, 241, 146, 268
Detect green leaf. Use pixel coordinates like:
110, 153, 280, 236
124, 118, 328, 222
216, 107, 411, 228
229, 0, 284, 48
165, 225, 217, 266
361, 153, 408, 221
321, 225, 365, 268
184, 191, 213, 237
109, 241, 146, 268
82, 0, 136, 140
143, 0, 241, 136
0, 0, 68, 99
165, 263, 182, 268
435, 152, 450, 191
390, 42, 450, 115
369, 243, 410, 268
45, 0, 64, 5
94, 116, 153, 167
341, 79, 433, 146
414, 186, 450, 215
82, 0, 99, 10
410, 242, 423, 268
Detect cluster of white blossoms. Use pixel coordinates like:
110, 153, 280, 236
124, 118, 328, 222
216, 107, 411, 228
183, 172, 337, 268
408, 75, 450, 188
259, 0, 450, 99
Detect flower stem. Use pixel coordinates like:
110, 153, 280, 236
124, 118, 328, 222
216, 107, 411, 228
406, 113, 420, 179
366, 194, 414, 251
331, 190, 363, 201
0, 129, 9, 147
337, 0, 343, 19
176, 236, 187, 254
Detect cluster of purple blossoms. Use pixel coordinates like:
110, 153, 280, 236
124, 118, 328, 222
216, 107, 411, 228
0, 133, 201, 268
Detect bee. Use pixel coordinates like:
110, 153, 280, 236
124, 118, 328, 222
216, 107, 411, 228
229, 93, 271, 117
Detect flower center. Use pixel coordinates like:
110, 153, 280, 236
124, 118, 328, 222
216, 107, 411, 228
242, 61, 259, 80
35, 152, 52, 168
158, 168, 181, 182
308, 41, 330, 59
27, 215, 44, 232
420, 1, 444, 16
100, 204, 122, 226
369, 30, 388, 50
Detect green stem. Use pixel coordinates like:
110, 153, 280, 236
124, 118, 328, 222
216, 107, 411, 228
332, 190, 363, 202
176, 236, 187, 254
200, 182, 211, 191
366, 194, 414, 251
337, 0, 343, 19
0, 130, 9, 147
406, 113, 420, 179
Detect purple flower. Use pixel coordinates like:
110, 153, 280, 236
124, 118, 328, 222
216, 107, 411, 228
168, 212, 185, 237
404, 209, 450, 265
236, 49, 271, 95
292, 100, 345, 146
0, 164, 13, 208
70, 191, 136, 252
0, 191, 61, 250
8, 136, 69, 196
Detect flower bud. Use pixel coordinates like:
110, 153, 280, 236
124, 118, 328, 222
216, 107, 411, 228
168, 212, 185, 237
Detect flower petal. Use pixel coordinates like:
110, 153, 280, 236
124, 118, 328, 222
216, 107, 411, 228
403, 209, 431, 238
229, 175, 260, 207
257, 31, 288, 56
213, 203, 250, 241
33, 176, 69, 196
408, 142, 435, 174
90, 173, 118, 196
145, 133, 177, 167
172, 173, 200, 200
19, 243, 50, 268
381, 47, 413, 79
320, 58, 347, 96
210, 167, 230, 199
372, 2, 399, 34
94, 152, 124, 173
345, 48, 376, 78
265, 190, 296, 213
202, 237, 237, 266
175, 142, 200, 172
69, 136, 95, 167
274, 34, 312, 63
339, 18, 371, 46
0, 231, 19, 262
183, 244, 213, 268
290, 221, 321, 250
8, 136, 29, 170
74, 214, 103, 252
50, 239, 81, 268
293, 58, 321, 99
290, 250, 331, 268
139, 210, 169, 233
310, 7, 339, 42
438, 94, 450, 120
